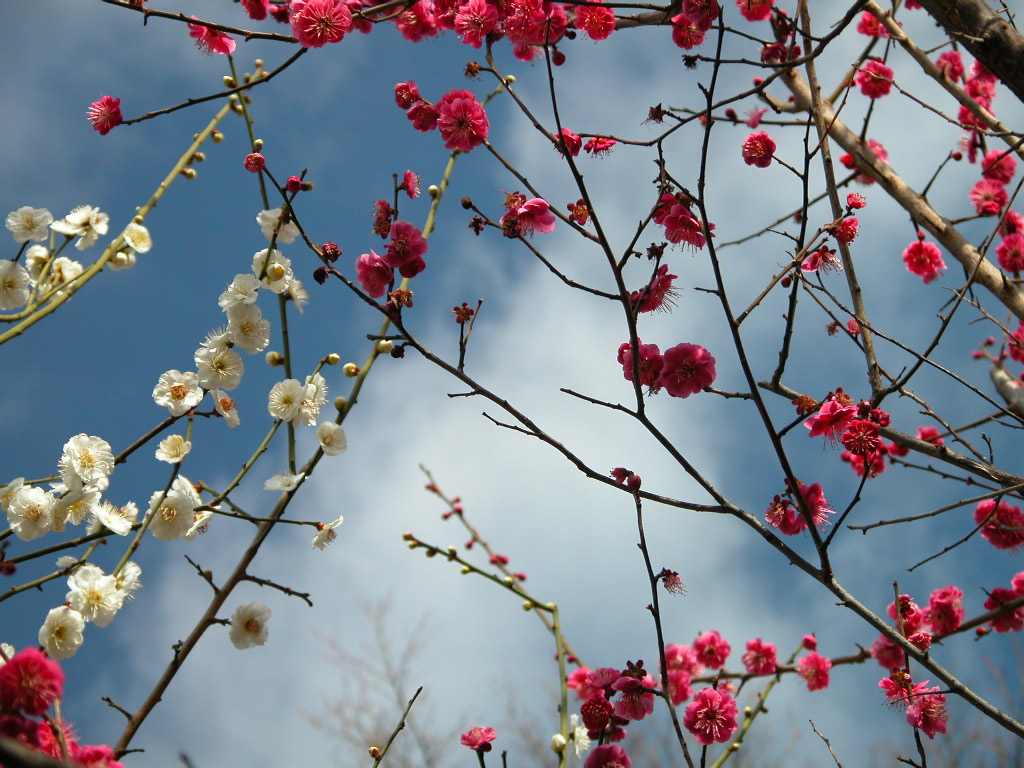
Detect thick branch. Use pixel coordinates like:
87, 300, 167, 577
916, 0, 1024, 105
781, 68, 1024, 322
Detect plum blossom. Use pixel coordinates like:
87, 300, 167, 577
6, 486, 55, 541
51, 205, 109, 250
0, 648, 64, 716
291, 0, 353, 47
997, 233, 1024, 273
460, 726, 497, 751
631, 264, 678, 313
610, 674, 656, 721
38, 606, 86, 660
683, 687, 738, 745
356, 250, 393, 297
902, 239, 946, 283
974, 499, 1024, 550
741, 638, 777, 675
736, 0, 773, 22
574, 0, 616, 40
153, 370, 204, 416
906, 687, 948, 738
187, 17, 236, 54
797, 651, 831, 691
694, 630, 730, 668
454, 0, 498, 47
804, 398, 856, 442
383, 220, 428, 278
66, 565, 124, 627
670, 14, 705, 49
312, 514, 344, 549
741, 131, 775, 167
229, 602, 271, 649
503, 198, 556, 236
0, 261, 31, 310
584, 744, 630, 768
856, 58, 894, 98
969, 178, 1007, 216
982, 149, 1017, 184
87, 96, 123, 135
437, 90, 489, 151
657, 343, 716, 398
5, 206, 53, 243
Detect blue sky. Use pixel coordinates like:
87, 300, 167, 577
3, 1, 1024, 766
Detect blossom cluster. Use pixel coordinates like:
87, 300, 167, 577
396, 82, 489, 152
617, 339, 716, 398
3, 205, 151, 311
0, 647, 123, 767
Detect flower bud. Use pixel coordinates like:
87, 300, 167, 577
376, 339, 394, 354
428, 185, 440, 198
191, 151, 206, 163
505, 75, 516, 84
265, 351, 284, 367
180, 168, 197, 180
211, 130, 224, 143
550, 734, 567, 753
333, 395, 348, 411
343, 363, 360, 377
461, 565, 471, 574
252, 138, 264, 151
368, 747, 381, 759
223, 76, 236, 87
522, 601, 533, 611
326, 353, 341, 365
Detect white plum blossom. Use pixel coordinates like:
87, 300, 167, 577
155, 434, 191, 463
59, 433, 114, 489
296, 372, 328, 426
115, 561, 143, 599
0, 477, 24, 511
5, 206, 53, 243
218, 273, 260, 310
212, 390, 240, 428
229, 602, 271, 649
1, 642, 15, 663
184, 510, 213, 540
256, 208, 300, 244
267, 378, 306, 422
108, 249, 136, 271
200, 326, 232, 353
38, 606, 86, 660
147, 485, 196, 541
51, 205, 109, 250
195, 345, 244, 391
121, 222, 152, 253
264, 472, 304, 492
286, 278, 309, 313
24, 245, 50, 281
52, 484, 101, 530
570, 714, 591, 758
153, 369, 204, 416
317, 422, 347, 456
227, 303, 270, 354
252, 248, 293, 294
90, 500, 137, 536
7, 486, 55, 541
0, 260, 30, 310
66, 564, 124, 627
312, 515, 343, 550
49, 256, 83, 287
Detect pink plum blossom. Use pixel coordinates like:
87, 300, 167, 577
454, 0, 499, 48
585, 744, 631, 768
188, 17, 237, 54
0, 648, 64, 716
693, 630, 730, 669
291, 0, 353, 47
437, 90, 489, 151
797, 651, 831, 691
741, 638, 777, 675
87, 96, 123, 136
856, 58, 894, 98
902, 239, 946, 283
355, 251, 393, 297
683, 687, 738, 745
460, 726, 497, 751
657, 343, 716, 398
617, 340, 664, 391
574, 0, 617, 40
741, 131, 775, 167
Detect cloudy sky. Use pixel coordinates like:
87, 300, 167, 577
3, 2, 1024, 767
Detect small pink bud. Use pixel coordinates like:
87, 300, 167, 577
802, 634, 817, 650
244, 153, 265, 173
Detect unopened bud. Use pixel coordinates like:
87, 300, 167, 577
211, 130, 224, 143
460, 565, 471, 574
343, 362, 359, 377
191, 151, 206, 163
522, 601, 533, 611
407, 541, 418, 549
428, 185, 440, 198
327, 352, 341, 365
180, 168, 197, 180
333, 395, 348, 411
504, 576, 514, 586
368, 747, 381, 759
252, 138, 264, 151
223, 76, 236, 88
550, 734, 567, 753
265, 351, 284, 367
254, 58, 264, 68
505, 75, 516, 84
425, 548, 437, 558
376, 339, 394, 354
